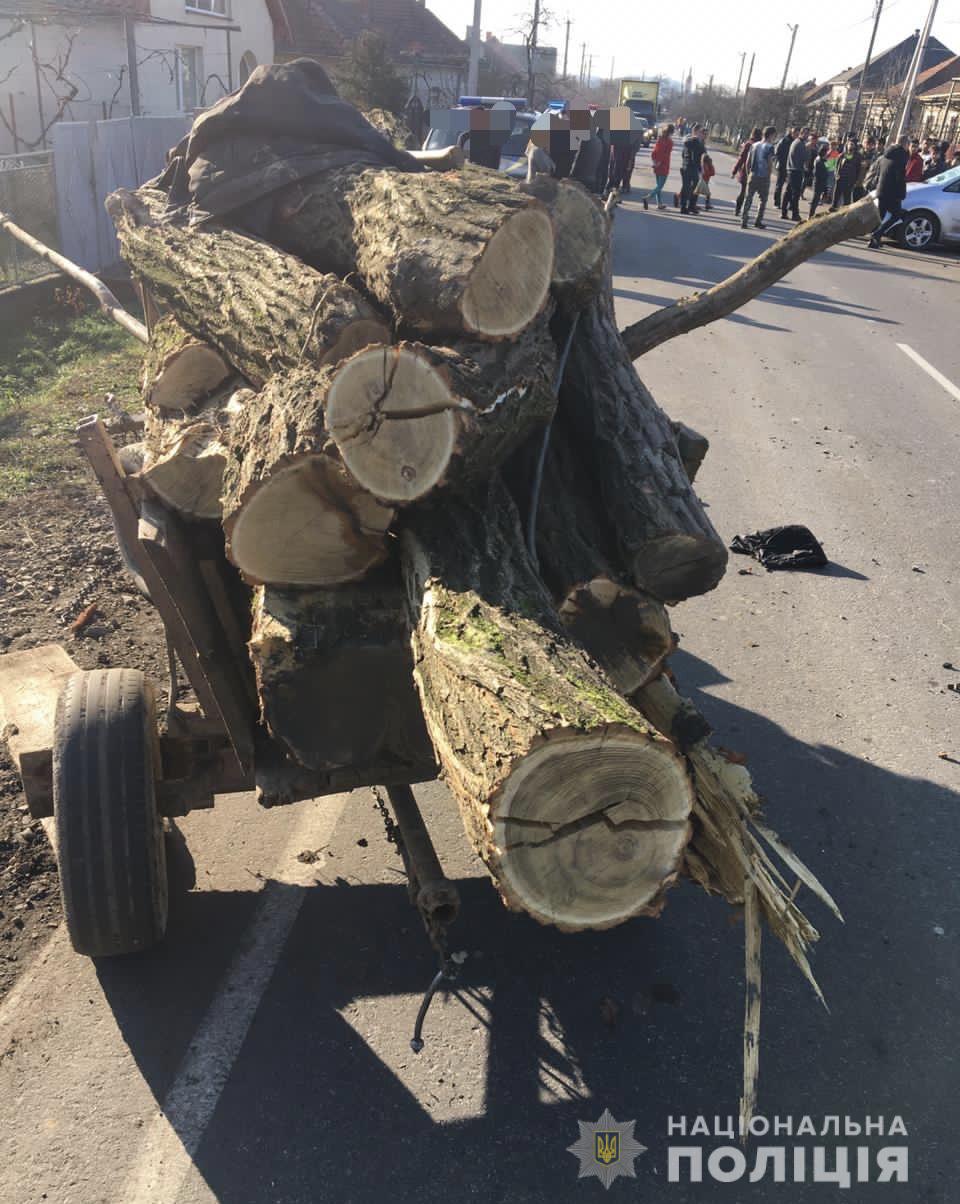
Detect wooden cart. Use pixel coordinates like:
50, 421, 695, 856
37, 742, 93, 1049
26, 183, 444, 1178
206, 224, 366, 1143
0, 416, 456, 960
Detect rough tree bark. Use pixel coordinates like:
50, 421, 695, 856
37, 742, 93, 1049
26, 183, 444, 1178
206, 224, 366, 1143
107, 187, 390, 387
272, 166, 555, 339
620, 196, 880, 358
324, 316, 557, 504
518, 174, 608, 312
399, 477, 693, 931
249, 577, 437, 776
561, 268, 728, 603
220, 367, 394, 586
526, 427, 674, 695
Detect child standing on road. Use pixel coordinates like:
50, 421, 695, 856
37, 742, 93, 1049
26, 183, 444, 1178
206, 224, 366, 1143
697, 151, 716, 211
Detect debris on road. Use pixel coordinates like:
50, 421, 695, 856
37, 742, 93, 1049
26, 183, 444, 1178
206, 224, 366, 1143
730, 525, 828, 570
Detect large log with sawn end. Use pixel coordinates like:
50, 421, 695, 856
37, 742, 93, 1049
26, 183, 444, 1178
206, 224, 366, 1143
220, 367, 394, 586
272, 166, 555, 340
399, 478, 693, 931
107, 187, 390, 387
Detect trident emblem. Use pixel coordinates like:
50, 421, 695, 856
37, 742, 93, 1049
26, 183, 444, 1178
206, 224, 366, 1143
595, 1132, 620, 1165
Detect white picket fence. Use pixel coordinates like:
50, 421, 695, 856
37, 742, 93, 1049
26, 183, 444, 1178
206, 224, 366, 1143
52, 116, 190, 274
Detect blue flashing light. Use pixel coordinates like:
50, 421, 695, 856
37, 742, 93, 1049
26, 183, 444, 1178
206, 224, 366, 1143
457, 96, 529, 110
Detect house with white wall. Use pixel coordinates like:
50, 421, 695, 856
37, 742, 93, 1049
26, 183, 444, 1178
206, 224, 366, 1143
0, 0, 275, 154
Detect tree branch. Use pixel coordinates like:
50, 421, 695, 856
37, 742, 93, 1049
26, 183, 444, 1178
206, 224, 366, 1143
619, 197, 881, 360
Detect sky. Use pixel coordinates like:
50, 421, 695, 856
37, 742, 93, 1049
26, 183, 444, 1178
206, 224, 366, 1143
426, 0, 960, 92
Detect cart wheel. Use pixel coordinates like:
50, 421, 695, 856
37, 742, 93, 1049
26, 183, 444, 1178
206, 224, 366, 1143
53, 668, 168, 956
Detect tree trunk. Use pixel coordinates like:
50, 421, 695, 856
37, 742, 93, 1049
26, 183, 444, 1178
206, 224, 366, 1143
220, 367, 394, 586
399, 478, 693, 931
272, 166, 555, 340
526, 426, 674, 695
671, 420, 710, 484
518, 175, 607, 312
324, 316, 557, 504
249, 577, 437, 775
107, 187, 390, 388
561, 269, 728, 603
620, 196, 880, 359
140, 388, 249, 520
141, 315, 232, 411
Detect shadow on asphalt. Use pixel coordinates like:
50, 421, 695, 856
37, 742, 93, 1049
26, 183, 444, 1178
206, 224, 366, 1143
88, 650, 959, 1203
611, 200, 958, 303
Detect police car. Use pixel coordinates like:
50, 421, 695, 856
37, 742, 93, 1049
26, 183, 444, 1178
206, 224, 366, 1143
422, 96, 540, 178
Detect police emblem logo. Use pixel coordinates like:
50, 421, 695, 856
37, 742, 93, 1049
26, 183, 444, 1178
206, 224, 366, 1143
568, 1108, 646, 1189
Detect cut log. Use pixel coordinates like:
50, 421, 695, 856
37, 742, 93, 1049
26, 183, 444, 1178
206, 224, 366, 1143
560, 264, 728, 603
363, 108, 419, 150
671, 420, 710, 484
518, 175, 607, 311
399, 478, 693, 931
272, 166, 555, 340
141, 315, 232, 410
107, 187, 391, 387
220, 367, 394, 586
620, 196, 881, 359
324, 317, 556, 505
523, 426, 674, 695
141, 388, 249, 520
249, 577, 437, 775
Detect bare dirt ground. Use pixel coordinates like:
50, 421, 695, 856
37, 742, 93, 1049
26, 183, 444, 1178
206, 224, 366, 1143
0, 303, 160, 997
0, 483, 169, 996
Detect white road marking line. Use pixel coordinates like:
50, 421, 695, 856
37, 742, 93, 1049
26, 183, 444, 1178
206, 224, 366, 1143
119, 796, 350, 1204
897, 343, 960, 404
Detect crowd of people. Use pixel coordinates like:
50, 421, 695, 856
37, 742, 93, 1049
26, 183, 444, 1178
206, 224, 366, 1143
627, 121, 959, 242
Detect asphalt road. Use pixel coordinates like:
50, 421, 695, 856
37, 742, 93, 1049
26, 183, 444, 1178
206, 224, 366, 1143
2, 152, 959, 1204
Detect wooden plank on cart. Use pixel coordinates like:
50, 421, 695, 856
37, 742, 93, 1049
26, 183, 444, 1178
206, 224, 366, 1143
76, 416, 255, 774
0, 644, 80, 819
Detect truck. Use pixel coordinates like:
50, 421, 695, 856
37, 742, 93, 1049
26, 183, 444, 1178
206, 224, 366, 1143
618, 78, 660, 124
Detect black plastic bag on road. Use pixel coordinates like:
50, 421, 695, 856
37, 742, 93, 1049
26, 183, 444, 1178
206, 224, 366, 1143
730, 525, 828, 571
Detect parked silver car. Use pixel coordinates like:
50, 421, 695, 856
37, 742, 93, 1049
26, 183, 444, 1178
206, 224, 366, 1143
899, 164, 960, 250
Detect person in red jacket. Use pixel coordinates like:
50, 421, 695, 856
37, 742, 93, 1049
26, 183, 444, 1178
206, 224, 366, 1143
905, 139, 925, 183
648, 123, 674, 209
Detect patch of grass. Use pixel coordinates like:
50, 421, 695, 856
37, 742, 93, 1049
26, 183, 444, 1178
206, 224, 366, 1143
0, 303, 142, 499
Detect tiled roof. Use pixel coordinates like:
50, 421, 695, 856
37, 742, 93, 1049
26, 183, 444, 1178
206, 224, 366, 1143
914, 54, 960, 98
274, 0, 467, 64
805, 33, 955, 103
0, 0, 149, 15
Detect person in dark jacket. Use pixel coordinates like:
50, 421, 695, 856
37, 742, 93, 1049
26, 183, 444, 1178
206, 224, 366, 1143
773, 126, 797, 209
831, 137, 863, 209
854, 135, 879, 199
679, 124, 705, 214
780, 126, 810, 220
923, 142, 948, 179
868, 139, 909, 249
808, 142, 832, 218
732, 126, 762, 216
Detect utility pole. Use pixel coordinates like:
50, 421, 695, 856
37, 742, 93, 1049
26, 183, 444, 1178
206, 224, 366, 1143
610, 57, 615, 84
737, 52, 755, 127
780, 24, 798, 92
579, 41, 586, 88
526, 0, 541, 110
896, 0, 939, 140
849, 0, 884, 138
587, 54, 593, 87
466, 0, 482, 95
735, 51, 746, 97
562, 16, 571, 80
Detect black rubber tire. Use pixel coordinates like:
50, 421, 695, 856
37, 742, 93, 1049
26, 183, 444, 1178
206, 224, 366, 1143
53, 668, 168, 956
898, 210, 940, 251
